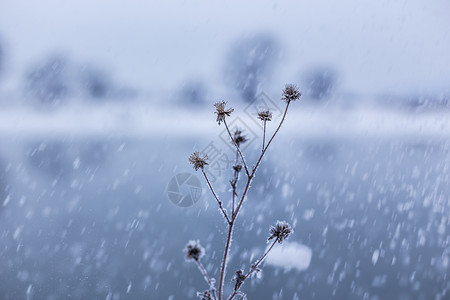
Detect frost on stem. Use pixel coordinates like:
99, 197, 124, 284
184, 84, 301, 300
214, 101, 234, 125
189, 152, 208, 171
281, 84, 301, 103
268, 221, 293, 243
184, 240, 205, 261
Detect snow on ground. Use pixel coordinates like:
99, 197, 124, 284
0, 100, 449, 139
266, 242, 312, 272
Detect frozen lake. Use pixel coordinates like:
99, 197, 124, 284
0, 102, 449, 299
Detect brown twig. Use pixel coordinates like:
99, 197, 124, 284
190, 86, 298, 300
202, 169, 231, 224
195, 259, 217, 300
218, 221, 234, 299
217, 102, 291, 300
230, 149, 240, 215
262, 120, 267, 152
233, 102, 290, 222
253, 101, 290, 175
227, 239, 279, 300
223, 120, 250, 177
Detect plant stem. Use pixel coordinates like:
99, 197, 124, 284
218, 221, 234, 300
253, 101, 290, 176
217, 101, 291, 299
202, 169, 231, 224
262, 120, 266, 152
227, 239, 278, 300
195, 259, 217, 300
232, 102, 290, 223
223, 120, 250, 177
231, 149, 239, 215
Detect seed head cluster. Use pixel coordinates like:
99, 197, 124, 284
214, 101, 234, 125
268, 220, 293, 243
197, 290, 212, 300
232, 128, 247, 147
184, 240, 205, 261
183, 84, 300, 298
234, 269, 246, 291
257, 110, 272, 122
281, 84, 301, 103
189, 152, 208, 171
233, 164, 242, 173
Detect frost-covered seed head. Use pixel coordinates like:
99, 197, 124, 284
184, 240, 205, 261
232, 128, 247, 147
234, 269, 246, 291
281, 84, 301, 103
257, 110, 272, 122
233, 164, 242, 173
189, 152, 208, 171
214, 101, 234, 125
268, 220, 293, 243
197, 290, 212, 300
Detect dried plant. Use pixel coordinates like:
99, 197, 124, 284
185, 84, 301, 299
189, 152, 209, 171
214, 101, 234, 125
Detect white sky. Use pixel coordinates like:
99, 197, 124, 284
1, 0, 449, 95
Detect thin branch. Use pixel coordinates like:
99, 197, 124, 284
218, 222, 234, 300
246, 239, 278, 278
262, 121, 267, 152
233, 102, 291, 230
232, 175, 252, 221
231, 149, 240, 215
216, 99, 293, 300
230, 178, 238, 216
195, 260, 217, 300
223, 120, 250, 177
202, 169, 231, 224
227, 239, 278, 300
252, 101, 290, 176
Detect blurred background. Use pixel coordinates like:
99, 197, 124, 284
0, 1, 449, 299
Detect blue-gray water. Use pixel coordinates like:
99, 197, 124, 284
0, 132, 449, 299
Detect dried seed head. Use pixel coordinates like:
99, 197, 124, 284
281, 84, 301, 103
184, 240, 205, 261
214, 101, 234, 125
233, 164, 242, 173
268, 220, 293, 243
257, 110, 272, 122
189, 151, 208, 171
197, 290, 212, 300
232, 128, 247, 147
234, 269, 246, 291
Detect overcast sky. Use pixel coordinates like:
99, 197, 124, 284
1, 0, 449, 95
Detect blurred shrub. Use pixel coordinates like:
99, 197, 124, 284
78, 66, 113, 100
177, 79, 208, 105
303, 67, 337, 100
224, 34, 280, 102
25, 55, 70, 104
24, 55, 133, 105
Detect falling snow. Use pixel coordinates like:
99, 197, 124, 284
0, 1, 450, 300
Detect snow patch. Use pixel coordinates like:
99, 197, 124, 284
266, 242, 312, 271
